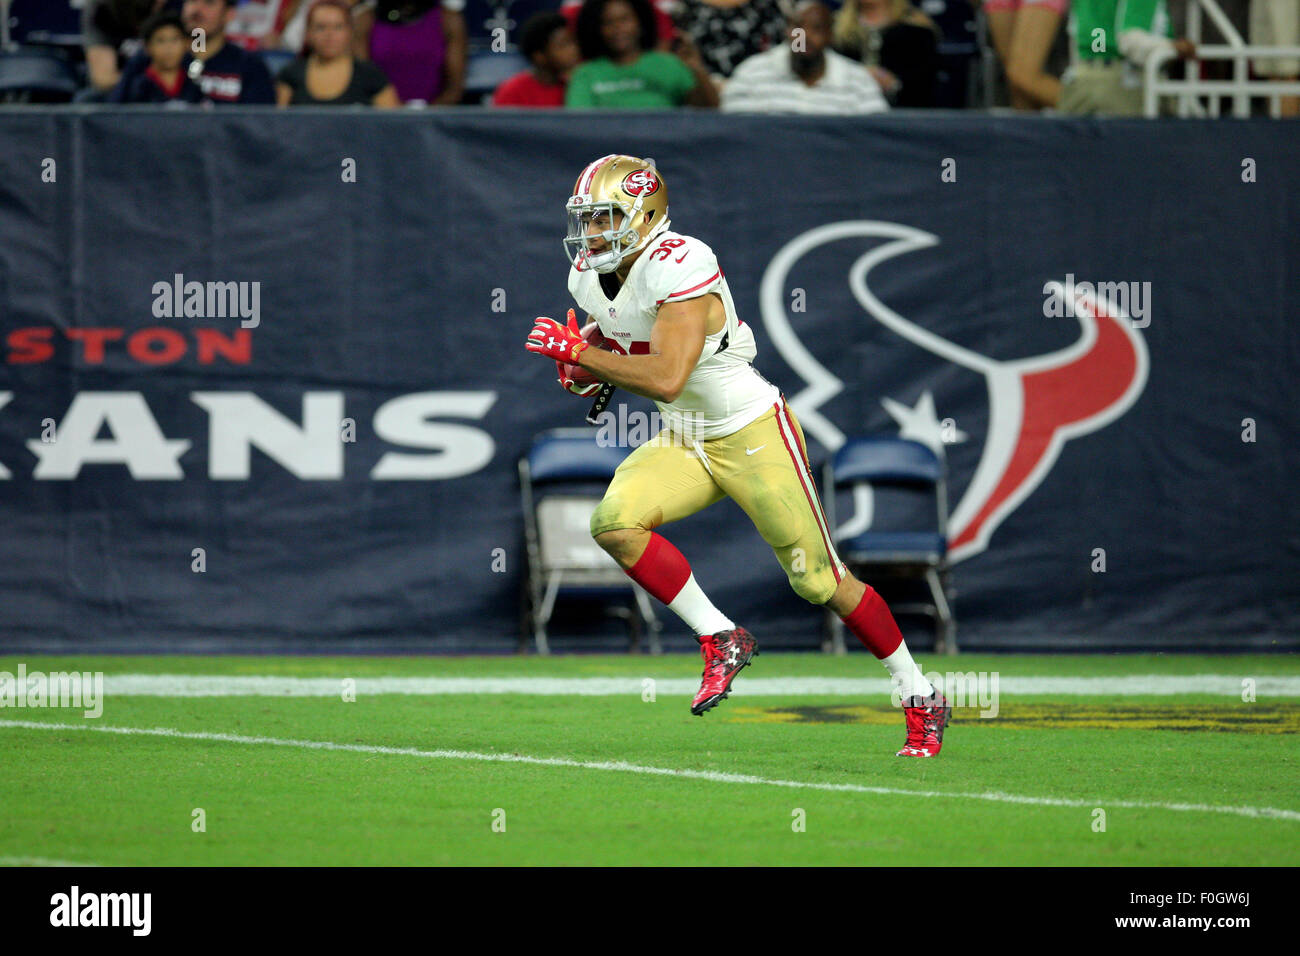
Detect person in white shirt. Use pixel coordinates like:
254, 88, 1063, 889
1251, 0, 1299, 116
720, 0, 889, 114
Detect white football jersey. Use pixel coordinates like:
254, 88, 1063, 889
567, 231, 779, 440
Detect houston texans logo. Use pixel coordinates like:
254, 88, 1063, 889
760, 221, 1149, 563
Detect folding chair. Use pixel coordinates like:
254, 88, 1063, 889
0, 46, 78, 103
519, 429, 662, 655
823, 436, 957, 655
463, 49, 528, 104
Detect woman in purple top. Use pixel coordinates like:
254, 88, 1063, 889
353, 0, 467, 104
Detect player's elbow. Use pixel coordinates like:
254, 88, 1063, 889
656, 385, 683, 403
656, 373, 689, 404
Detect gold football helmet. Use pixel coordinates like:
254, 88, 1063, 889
564, 154, 671, 274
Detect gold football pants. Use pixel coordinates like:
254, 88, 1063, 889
590, 399, 848, 604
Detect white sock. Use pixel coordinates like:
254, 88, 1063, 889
881, 644, 934, 701
665, 574, 735, 637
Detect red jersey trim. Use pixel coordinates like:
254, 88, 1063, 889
655, 269, 722, 306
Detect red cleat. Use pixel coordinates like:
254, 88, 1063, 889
690, 627, 757, 716
896, 690, 951, 757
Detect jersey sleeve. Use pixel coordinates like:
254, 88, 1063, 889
641, 235, 724, 309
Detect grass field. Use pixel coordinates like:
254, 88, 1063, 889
1, 653, 1297, 866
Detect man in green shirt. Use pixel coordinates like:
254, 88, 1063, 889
1060, 0, 1196, 115
566, 0, 720, 108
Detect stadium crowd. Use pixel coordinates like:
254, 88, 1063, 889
2, 0, 1296, 115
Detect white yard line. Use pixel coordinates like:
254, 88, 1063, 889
50, 674, 1300, 697
0, 856, 102, 867
2, 718, 1297, 823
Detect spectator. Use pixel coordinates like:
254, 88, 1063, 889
226, 0, 293, 49
1058, 0, 1194, 116
109, 11, 205, 103
566, 0, 720, 107
270, 0, 319, 51
983, 0, 1067, 110
561, 0, 677, 52
263, 0, 361, 52
83, 0, 179, 94
491, 13, 581, 108
832, 0, 941, 107
277, 0, 400, 105
1251, 0, 1299, 117
721, 0, 889, 113
352, 1, 467, 105
671, 0, 789, 80
115, 0, 277, 104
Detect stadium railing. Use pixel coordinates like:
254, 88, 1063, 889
1145, 0, 1300, 117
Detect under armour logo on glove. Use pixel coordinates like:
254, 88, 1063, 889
525, 310, 590, 364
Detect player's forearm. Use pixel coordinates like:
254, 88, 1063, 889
577, 348, 687, 403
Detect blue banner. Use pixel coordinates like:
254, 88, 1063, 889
1, 109, 1296, 651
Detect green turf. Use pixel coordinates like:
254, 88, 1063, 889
0, 654, 1297, 866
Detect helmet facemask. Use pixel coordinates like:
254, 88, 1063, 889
564, 200, 639, 274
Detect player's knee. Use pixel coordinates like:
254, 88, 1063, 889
592, 525, 647, 566
589, 497, 625, 540
593, 526, 631, 550
788, 567, 838, 605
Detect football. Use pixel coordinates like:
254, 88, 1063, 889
561, 321, 612, 387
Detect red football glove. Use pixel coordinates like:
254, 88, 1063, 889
557, 320, 608, 396
526, 309, 589, 364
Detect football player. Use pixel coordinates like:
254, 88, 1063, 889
525, 154, 950, 756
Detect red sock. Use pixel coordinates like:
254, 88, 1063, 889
625, 532, 692, 605
841, 586, 903, 659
